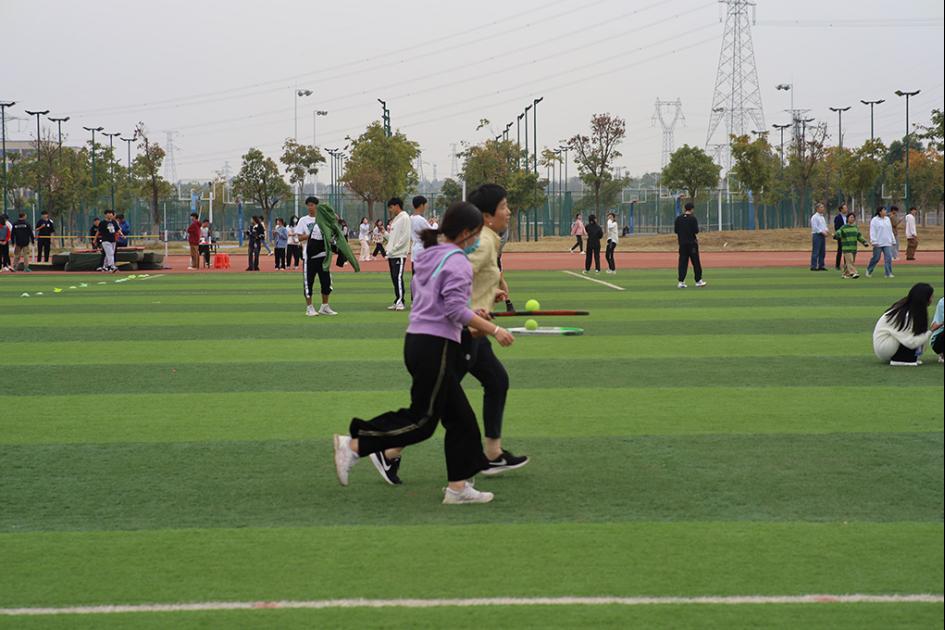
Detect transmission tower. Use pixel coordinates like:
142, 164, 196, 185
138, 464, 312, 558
652, 98, 685, 170
163, 130, 179, 184
450, 143, 459, 178
705, 0, 765, 169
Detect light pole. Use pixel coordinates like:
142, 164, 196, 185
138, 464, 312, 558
516, 113, 524, 167
532, 97, 543, 176
24, 109, 49, 220
828, 106, 851, 149
772, 123, 791, 168
1, 101, 16, 215
799, 117, 815, 153
47, 115, 69, 158
103, 132, 121, 212
326, 148, 338, 209
523, 104, 532, 173
294, 89, 312, 214
121, 135, 136, 185
312, 109, 327, 146
895, 89, 920, 207
859, 99, 885, 142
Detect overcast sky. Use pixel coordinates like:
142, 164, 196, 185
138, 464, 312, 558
2, 0, 943, 184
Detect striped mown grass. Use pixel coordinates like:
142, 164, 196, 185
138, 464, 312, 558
1, 266, 942, 628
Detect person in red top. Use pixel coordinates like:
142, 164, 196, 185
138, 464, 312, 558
186, 212, 201, 270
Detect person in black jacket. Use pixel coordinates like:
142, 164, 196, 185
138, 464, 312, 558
674, 202, 706, 288
35, 210, 55, 262
245, 215, 264, 271
583, 214, 603, 274
833, 203, 846, 270
11, 213, 34, 272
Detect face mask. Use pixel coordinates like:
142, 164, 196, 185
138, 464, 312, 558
463, 237, 480, 255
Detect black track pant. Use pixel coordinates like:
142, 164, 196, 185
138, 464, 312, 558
585, 244, 601, 271
458, 331, 509, 440
350, 334, 488, 482
389, 257, 406, 305
835, 238, 843, 269
247, 241, 260, 270
372, 243, 386, 258
891, 343, 920, 363
0, 243, 9, 267
37, 238, 51, 262
678, 242, 702, 282
570, 235, 583, 252
932, 334, 944, 355
605, 240, 617, 271
274, 247, 286, 269
287, 244, 302, 267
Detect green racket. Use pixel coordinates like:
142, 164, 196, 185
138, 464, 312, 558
508, 326, 584, 336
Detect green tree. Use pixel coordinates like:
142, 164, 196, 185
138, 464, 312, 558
917, 108, 944, 152
280, 138, 325, 200
132, 124, 173, 238
730, 134, 779, 229
840, 139, 886, 213
232, 147, 291, 226
661, 144, 721, 202
568, 113, 626, 213
341, 121, 419, 220
435, 177, 463, 212
784, 124, 829, 225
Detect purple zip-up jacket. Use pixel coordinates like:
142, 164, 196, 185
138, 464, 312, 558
406, 243, 476, 343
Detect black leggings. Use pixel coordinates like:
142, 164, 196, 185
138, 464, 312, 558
891, 343, 919, 363
372, 242, 386, 258
585, 244, 600, 271
933, 334, 944, 355
605, 240, 616, 271
247, 241, 261, 270
571, 235, 583, 252
287, 244, 302, 268
274, 247, 286, 269
0, 243, 9, 267
457, 332, 509, 439
199, 244, 211, 266
37, 238, 51, 262
678, 243, 702, 282
349, 334, 488, 482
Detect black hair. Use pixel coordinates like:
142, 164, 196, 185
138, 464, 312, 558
116, 213, 124, 220
909, 206, 917, 212
92, 217, 100, 222
419, 201, 482, 248
105, 209, 115, 215
374, 219, 384, 227
684, 202, 695, 211
874, 206, 886, 217
468, 184, 507, 216
837, 202, 847, 211
289, 216, 298, 226
846, 212, 856, 220
190, 212, 198, 219
412, 195, 427, 209
885, 283, 933, 334
41, 210, 49, 215
305, 196, 319, 205
889, 206, 899, 212
388, 197, 403, 210
18, 212, 26, 219
276, 217, 285, 225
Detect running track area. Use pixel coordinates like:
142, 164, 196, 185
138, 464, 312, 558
21, 250, 945, 274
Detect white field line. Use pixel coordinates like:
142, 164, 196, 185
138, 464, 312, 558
1, 594, 942, 616
562, 270, 625, 291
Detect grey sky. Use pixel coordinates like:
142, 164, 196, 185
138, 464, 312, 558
2, 0, 943, 184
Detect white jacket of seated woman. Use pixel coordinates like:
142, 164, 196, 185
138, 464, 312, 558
872, 312, 932, 361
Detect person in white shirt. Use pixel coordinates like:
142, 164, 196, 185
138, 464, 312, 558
385, 197, 411, 310
357, 217, 373, 262
873, 282, 938, 366
905, 206, 919, 260
286, 216, 302, 269
296, 197, 336, 317
604, 211, 619, 274
409, 195, 431, 269
866, 207, 895, 278
809, 202, 829, 271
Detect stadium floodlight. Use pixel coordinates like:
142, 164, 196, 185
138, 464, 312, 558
0, 100, 16, 214
859, 99, 885, 140
894, 90, 921, 205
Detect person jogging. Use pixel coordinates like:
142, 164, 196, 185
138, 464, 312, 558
333, 201, 515, 504
35, 210, 55, 263
569, 213, 586, 253
605, 211, 619, 274
385, 197, 411, 310
296, 196, 359, 317
583, 214, 603, 274
866, 207, 895, 278
674, 202, 706, 288
835, 212, 869, 279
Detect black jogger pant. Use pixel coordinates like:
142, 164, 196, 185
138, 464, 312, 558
890, 343, 919, 363
350, 333, 488, 482
570, 235, 583, 252
457, 331, 509, 440
835, 238, 843, 269
0, 243, 9, 267
247, 241, 261, 270
287, 244, 302, 267
372, 243, 386, 258
585, 244, 601, 271
605, 240, 617, 271
37, 238, 51, 262
388, 257, 406, 305
932, 334, 944, 355
274, 247, 286, 269
678, 243, 703, 282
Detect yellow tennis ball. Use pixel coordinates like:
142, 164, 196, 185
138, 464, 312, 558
525, 299, 540, 312
525, 318, 538, 331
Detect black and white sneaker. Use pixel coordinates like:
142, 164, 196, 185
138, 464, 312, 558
480, 449, 529, 476
369, 451, 403, 485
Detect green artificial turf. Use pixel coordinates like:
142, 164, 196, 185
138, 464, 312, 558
0, 266, 942, 628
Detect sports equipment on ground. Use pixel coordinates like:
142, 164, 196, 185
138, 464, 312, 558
490, 310, 589, 317
507, 326, 584, 336
525, 299, 540, 312
525, 319, 538, 331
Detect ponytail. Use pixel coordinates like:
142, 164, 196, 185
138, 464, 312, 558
420, 228, 440, 248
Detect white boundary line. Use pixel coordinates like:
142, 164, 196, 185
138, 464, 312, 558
562, 270, 625, 291
2, 594, 942, 616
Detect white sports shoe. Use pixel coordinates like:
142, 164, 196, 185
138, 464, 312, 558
696, 280, 707, 287
319, 304, 338, 316
394, 303, 406, 311
306, 305, 318, 317
677, 282, 687, 289
442, 481, 494, 504
886, 274, 895, 278
333, 434, 359, 486
889, 361, 918, 367
386, 303, 398, 310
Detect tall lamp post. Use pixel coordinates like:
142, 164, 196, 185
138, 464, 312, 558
523, 104, 532, 172
103, 132, 121, 212
312, 109, 327, 146
772, 123, 791, 168
0, 100, 16, 214
894, 89, 920, 207
294, 88, 312, 214
828, 106, 851, 149
532, 97, 543, 176
48, 115, 70, 158
516, 113, 524, 167
859, 99, 885, 141
25, 109, 49, 219
120, 135, 136, 185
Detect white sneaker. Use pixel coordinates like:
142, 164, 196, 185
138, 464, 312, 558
886, 274, 895, 278
187, 266, 196, 270
306, 305, 318, 317
865, 271, 872, 277
889, 361, 918, 367
319, 305, 338, 316
386, 304, 398, 310
677, 282, 687, 289
581, 270, 587, 275
937, 355, 944, 364
442, 481, 494, 504
333, 434, 359, 486
696, 280, 707, 287
394, 303, 405, 311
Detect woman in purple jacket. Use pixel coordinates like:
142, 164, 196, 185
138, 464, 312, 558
333, 201, 515, 504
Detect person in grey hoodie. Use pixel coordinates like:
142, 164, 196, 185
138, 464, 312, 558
333, 201, 515, 504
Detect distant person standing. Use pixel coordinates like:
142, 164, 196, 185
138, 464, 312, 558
385, 197, 411, 311
835, 212, 869, 279
905, 206, 919, 260
866, 207, 895, 278
888, 206, 902, 260
409, 195, 431, 271
117, 213, 131, 247
674, 202, 706, 288
97, 209, 122, 273
371, 220, 387, 258
832, 203, 846, 270
583, 214, 603, 274
569, 213, 586, 253
186, 212, 201, 270
246, 216, 263, 271
605, 211, 619, 274
11, 213, 34, 272
35, 210, 55, 263
287, 216, 302, 269
357, 217, 372, 262
0, 214, 12, 272
809, 202, 829, 271
199, 219, 212, 268
273, 217, 288, 270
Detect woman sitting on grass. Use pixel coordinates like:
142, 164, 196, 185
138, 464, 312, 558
872, 283, 941, 366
